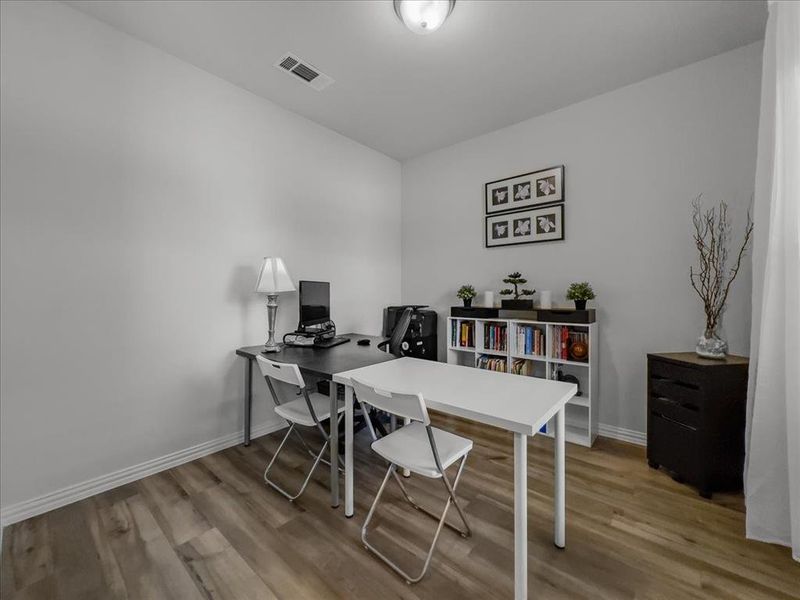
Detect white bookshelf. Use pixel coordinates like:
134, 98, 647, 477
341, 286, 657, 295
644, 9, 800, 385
447, 316, 598, 447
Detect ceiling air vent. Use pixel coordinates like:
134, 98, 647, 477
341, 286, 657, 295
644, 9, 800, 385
274, 53, 334, 91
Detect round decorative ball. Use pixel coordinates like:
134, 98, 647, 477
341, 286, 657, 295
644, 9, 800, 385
569, 340, 588, 361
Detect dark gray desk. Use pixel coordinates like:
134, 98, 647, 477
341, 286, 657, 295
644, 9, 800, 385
236, 333, 396, 507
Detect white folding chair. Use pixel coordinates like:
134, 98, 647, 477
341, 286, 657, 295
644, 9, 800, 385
256, 355, 344, 501
351, 377, 472, 584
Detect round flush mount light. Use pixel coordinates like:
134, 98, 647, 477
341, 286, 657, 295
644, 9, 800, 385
393, 0, 456, 35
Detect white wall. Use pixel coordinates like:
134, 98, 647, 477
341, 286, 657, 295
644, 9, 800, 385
0, 1, 401, 514
402, 43, 762, 434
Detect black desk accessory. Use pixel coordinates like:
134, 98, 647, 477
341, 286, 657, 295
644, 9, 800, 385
315, 336, 350, 348
357, 339, 371, 346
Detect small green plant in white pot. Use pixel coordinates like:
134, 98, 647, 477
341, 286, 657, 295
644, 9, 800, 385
457, 284, 477, 307
566, 282, 595, 310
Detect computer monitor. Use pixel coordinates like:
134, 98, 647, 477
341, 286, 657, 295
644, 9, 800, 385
298, 280, 330, 328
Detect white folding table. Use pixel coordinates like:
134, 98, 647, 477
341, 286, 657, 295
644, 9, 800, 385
332, 357, 576, 600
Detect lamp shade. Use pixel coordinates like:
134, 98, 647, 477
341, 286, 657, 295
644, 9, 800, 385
255, 257, 296, 293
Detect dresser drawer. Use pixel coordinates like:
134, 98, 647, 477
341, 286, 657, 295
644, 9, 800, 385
648, 413, 698, 479
651, 377, 704, 409
649, 358, 705, 390
650, 394, 700, 428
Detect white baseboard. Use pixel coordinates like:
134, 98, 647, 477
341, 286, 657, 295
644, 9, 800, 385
0, 421, 285, 528
1, 419, 645, 529
597, 423, 647, 446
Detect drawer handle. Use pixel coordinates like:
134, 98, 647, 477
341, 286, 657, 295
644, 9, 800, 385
652, 374, 672, 382
651, 410, 697, 432
655, 396, 699, 412
673, 380, 700, 391
655, 396, 678, 406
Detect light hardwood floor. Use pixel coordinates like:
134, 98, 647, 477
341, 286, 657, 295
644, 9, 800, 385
2, 414, 798, 599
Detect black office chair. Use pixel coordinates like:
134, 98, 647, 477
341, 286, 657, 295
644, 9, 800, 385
354, 306, 416, 440
377, 306, 413, 357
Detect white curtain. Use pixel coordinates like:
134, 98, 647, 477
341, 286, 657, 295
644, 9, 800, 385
744, 0, 800, 561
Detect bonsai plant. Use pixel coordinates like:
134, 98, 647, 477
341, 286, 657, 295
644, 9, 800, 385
499, 272, 535, 309
689, 195, 752, 359
566, 282, 595, 310
456, 284, 477, 307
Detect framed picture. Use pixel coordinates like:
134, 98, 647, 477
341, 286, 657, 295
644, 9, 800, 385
485, 165, 564, 214
485, 204, 565, 248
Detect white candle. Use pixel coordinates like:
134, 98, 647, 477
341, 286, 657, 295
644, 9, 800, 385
483, 291, 494, 308
539, 290, 552, 309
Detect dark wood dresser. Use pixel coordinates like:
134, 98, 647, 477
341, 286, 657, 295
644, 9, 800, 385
647, 352, 749, 498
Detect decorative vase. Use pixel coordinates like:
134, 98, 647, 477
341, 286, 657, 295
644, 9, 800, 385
463, 298, 472, 308
696, 328, 728, 359
574, 299, 587, 310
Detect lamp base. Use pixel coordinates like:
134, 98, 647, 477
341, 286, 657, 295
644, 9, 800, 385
264, 294, 281, 353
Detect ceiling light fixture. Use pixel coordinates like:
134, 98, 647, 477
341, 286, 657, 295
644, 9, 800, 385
393, 0, 456, 35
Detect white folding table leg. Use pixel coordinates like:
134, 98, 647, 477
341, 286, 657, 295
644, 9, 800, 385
330, 381, 339, 508
554, 406, 566, 549
402, 416, 411, 478
345, 383, 355, 518
513, 432, 527, 600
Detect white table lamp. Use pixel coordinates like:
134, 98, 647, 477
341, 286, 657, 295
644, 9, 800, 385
255, 257, 296, 352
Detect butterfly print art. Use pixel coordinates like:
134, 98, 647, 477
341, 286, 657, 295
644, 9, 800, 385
493, 223, 509, 239
492, 187, 509, 205
514, 183, 531, 201
514, 217, 531, 236
536, 214, 556, 234
537, 176, 556, 197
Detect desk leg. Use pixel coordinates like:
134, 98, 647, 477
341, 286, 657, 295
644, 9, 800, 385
514, 432, 527, 600
345, 384, 354, 518
243, 358, 253, 446
330, 381, 340, 508
554, 406, 566, 549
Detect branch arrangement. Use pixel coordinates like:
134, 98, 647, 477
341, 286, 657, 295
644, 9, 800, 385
689, 195, 753, 336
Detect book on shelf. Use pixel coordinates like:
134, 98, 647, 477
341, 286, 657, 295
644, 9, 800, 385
451, 320, 475, 347
483, 322, 507, 352
516, 324, 545, 357
476, 354, 507, 372
510, 358, 533, 376
550, 325, 590, 361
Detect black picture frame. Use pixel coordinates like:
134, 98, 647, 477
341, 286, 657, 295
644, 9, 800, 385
485, 203, 565, 248
484, 165, 565, 215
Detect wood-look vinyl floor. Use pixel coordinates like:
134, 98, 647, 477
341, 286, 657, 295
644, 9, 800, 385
2, 414, 798, 599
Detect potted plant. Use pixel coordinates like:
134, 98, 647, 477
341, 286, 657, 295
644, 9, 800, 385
499, 272, 535, 309
456, 284, 477, 307
689, 195, 752, 359
566, 282, 595, 310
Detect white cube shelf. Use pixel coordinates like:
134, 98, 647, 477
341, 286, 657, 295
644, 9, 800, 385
447, 316, 598, 447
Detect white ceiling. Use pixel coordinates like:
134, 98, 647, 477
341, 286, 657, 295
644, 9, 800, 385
65, 0, 767, 160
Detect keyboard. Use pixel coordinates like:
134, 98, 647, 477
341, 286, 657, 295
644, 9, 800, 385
314, 336, 351, 349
